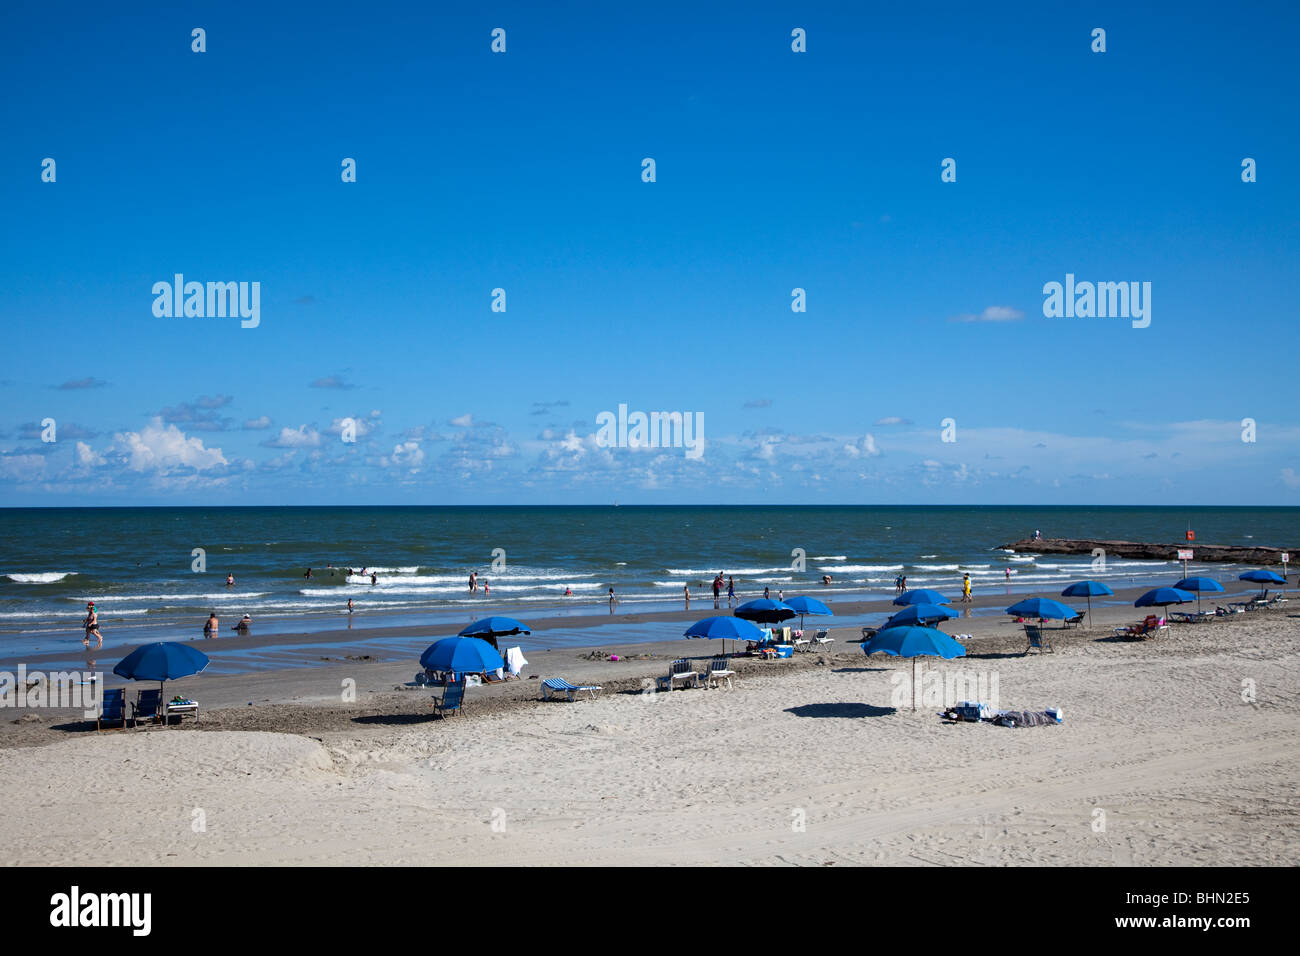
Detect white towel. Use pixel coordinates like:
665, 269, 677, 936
505, 646, 528, 677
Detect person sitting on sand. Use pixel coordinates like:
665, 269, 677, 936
83, 602, 103, 648
203, 612, 219, 638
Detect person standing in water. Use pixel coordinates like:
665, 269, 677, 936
225, 573, 235, 587
347, 598, 354, 614
608, 586, 617, 610
962, 573, 972, 603
469, 570, 477, 593
82, 602, 103, 647
727, 576, 735, 607
683, 584, 690, 608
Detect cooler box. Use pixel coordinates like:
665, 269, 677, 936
774, 644, 793, 659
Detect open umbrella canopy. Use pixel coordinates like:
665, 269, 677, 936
861, 626, 967, 659
1135, 587, 1194, 608
683, 616, 764, 641
1174, 577, 1225, 594
420, 636, 504, 673
1061, 580, 1114, 598
1239, 569, 1286, 585
734, 599, 796, 624
113, 642, 210, 682
458, 616, 531, 638
885, 603, 957, 627
1006, 597, 1078, 620
893, 589, 950, 607
782, 596, 831, 617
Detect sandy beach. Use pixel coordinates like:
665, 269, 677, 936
1, 598, 1296, 866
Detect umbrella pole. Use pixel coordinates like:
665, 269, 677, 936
912, 658, 918, 712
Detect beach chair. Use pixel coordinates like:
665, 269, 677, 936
811, 628, 834, 647
704, 656, 736, 689
861, 627, 876, 641
431, 679, 465, 718
1024, 624, 1053, 654
1063, 613, 1085, 628
540, 677, 602, 701
656, 659, 701, 691
97, 688, 127, 731
132, 688, 162, 727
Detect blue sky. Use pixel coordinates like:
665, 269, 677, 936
1, 0, 1297, 505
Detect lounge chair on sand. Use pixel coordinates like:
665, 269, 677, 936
1024, 624, 1054, 654
704, 656, 736, 689
656, 659, 701, 691
541, 677, 602, 701
1063, 613, 1085, 628
1113, 615, 1167, 640
132, 688, 162, 727
97, 688, 126, 731
431, 680, 465, 718
812, 628, 834, 647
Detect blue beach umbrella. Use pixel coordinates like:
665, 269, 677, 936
1239, 569, 1285, 596
885, 603, 958, 627
1173, 576, 1225, 611
1061, 580, 1114, 625
684, 615, 764, 655
894, 589, 951, 607
782, 595, 833, 630
1006, 597, 1078, 620
734, 599, 796, 625
458, 616, 531, 649
420, 636, 505, 675
860, 626, 967, 711
1135, 588, 1194, 611
113, 642, 209, 716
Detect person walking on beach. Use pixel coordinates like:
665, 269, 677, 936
203, 612, 219, 638
82, 602, 103, 647
727, 576, 736, 607
961, 573, 972, 603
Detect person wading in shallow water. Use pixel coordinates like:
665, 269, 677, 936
83, 602, 103, 647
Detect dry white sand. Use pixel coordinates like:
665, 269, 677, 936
2, 613, 1297, 866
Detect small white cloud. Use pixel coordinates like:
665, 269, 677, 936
264, 425, 321, 448
112, 418, 227, 473
243, 416, 272, 430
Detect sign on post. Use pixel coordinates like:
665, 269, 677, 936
1177, 549, 1193, 560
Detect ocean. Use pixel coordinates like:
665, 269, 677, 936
1, 505, 1294, 659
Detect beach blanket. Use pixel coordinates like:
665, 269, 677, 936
992, 710, 1061, 728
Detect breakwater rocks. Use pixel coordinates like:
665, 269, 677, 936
999, 538, 1294, 566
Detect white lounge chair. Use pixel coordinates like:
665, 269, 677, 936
541, 677, 602, 701
812, 628, 835, 647
704, 656, 736, 688
656, 659, 701, 691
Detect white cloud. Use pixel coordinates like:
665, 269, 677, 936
264, 425, 321, 448
243, 416, 272, 430
75, 441, 105, 467
112, 418, 227, 473
951, 305, 1025, 322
